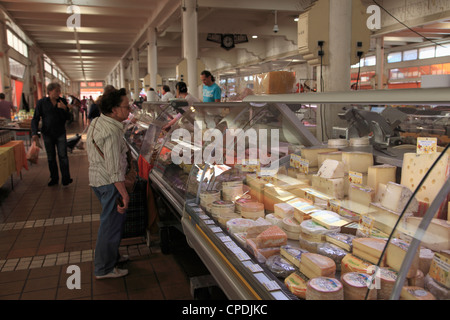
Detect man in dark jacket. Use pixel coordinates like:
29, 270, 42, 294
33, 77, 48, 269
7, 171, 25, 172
31, 82, 73, 186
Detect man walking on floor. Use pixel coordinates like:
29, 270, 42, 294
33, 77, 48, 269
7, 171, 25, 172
31, 82, 73, 186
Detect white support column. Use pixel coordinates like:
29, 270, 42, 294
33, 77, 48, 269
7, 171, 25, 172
0, 16, 11, 100
182, 0, 198, 98
132, 47, 139, 100
317, 0, 353, 142
147, 27, 158, 100
119, 59, 125, 88
376, 37, 385, 89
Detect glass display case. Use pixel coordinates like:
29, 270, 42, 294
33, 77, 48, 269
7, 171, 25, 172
143, 88, 449, 300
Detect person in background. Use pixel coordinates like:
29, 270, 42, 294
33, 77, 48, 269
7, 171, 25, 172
200, 70, 221, 102
86, 87, 130, 279
147, 87, 160, 102
88, 95, 101, 123
160, 85, 174, 102
175, 81, 200, 105
31, 82, 73, 186
0, 93, 15, 120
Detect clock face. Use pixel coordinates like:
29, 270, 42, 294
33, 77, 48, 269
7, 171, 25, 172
222, 35, 234, 49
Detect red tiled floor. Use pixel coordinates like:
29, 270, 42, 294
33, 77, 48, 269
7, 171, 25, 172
0, 119, 211, 301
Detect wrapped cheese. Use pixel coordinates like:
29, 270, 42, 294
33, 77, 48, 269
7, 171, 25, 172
285, 272, 308, 299
226, 218, 255, 234
316, 242, 348, 271
246, 217, 271, 238
342, 272, 377, 300
306, 277, 344, 300
246, 238, 280, 264
210, 200, 235, 219
240, 201, 265, 220
325, 233, 356, 251
255, 225, 287, 249
280, 245, 308, 268
265, 213, 283, 227
266, 255, 296, 279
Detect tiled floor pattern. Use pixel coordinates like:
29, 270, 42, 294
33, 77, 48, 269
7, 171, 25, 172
0, 119, 211, 300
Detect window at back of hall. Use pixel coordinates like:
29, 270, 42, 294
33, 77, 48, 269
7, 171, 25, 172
387, 52, 402, 63
436, 45, 450, 57
419, 46, 435, 59
403, 49, 417, 61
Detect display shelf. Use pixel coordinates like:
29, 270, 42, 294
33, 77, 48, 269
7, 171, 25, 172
133, 88, 449, 300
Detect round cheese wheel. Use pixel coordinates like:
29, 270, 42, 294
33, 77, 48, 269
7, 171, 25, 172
200, 190, 221, 208
235, 197, 254, 213
400, 286, 436, 300
226, 218, 254, 234
377, 267, 398, 300
241, 202, 265, 220
306, 277, 344, 300
342, 272, 377, 300
265, 214, 283, 227
282, 217, 302, 233
424, 274, 450, 300
349, 136, 370, 146
211, 200, 235, 218
327, 139, 349, 148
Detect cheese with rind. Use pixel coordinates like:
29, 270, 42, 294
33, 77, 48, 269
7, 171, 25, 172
386, 238, 420, 279
306, 277, 344, 300
317, 159, 345, 179
311, 175, 345, 199
380, 182, 419, 214
400, 286, 436, 300
341, 152, 374, 174
301, 147, 339, 167
284, 272, 308, 299
367, 164, 396, 193
342, 272, 377, 300
300, 253, 336, 279
280, 245, 308, 268
348, 184, 375, 207
255, 225, 287, 248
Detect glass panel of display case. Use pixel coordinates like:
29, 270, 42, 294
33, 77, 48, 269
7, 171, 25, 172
152, 103, 253, 202
180, 90, 449, 300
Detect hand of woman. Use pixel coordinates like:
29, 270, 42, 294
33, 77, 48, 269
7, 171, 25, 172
116, 194, 129, 214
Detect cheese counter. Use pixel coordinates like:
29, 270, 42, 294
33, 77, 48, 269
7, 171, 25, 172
125, 88, 450, 300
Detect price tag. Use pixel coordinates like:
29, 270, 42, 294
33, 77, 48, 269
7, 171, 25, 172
417, 137, 437, 154
199, 214, 209, 220
245, 263, 263, 273
290, 154, 301, 169
349, 171, 363, 185
210, 226, 222, 233
204, 219, 215, 225
300, 158, 310, 174
219, 235, 232, 243
242, 159, 260, 172
262, 280, 281, 292
359, 215, 374, 237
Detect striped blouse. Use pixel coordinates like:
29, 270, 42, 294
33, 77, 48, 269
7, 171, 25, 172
86, 114, 127, 187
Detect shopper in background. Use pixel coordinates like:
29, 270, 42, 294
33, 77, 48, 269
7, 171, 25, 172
86, 87, 130, 279
175, 81, 200, 105
200, 70, 221, 102
0, 93, 15, 120
160, 85, 174, 102
88, 95, 101, 123
147, 87, 160, 102
31, 82, 73, 186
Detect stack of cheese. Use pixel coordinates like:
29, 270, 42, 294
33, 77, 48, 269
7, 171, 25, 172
299, 219, 338, 253
274, 202, 295, 219
327, 139, 348, 149
222, 180, 244, 201
246, 218, 272, 238
306, 277, 344, 300
424, 250, 450, 300
299, 253, 336, 280
300, 146, 339, 171
246, 225, 288, 263
352, 237, 387, 266
316, 242, 348, 271
246, 174, 266, 203
282, 217, 302, 240
265, 213, 283, 227
341, 272, 377, 300
400, 152, 449, 219
210, 200, 235, 219
200, 190, 221, 212
367, 164, 396, 195
263, 185, 296, 212
280, 244, 309, 268
368, 181, 419, 234
377, 267, 399, 300
287, 197, 318, 223
235, 197, 254, 214
311, 159, 345, 199
341, 254, 372, 274
240, 201, 265, 220
385, 238, 420, 279
310, 210, 351, 230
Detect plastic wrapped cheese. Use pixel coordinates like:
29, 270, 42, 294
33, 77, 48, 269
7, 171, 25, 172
218, 212, 240, 227
246, 238, 280, 264
241, 201, 265, 220
265, 214, 283, 227
266, 255, 296, 279
325, 233, 356, 251
306, 277, 344, 300
285, 272, 308, 299
210, 200, 235, 218
282, 217, 302, 233
342, 272, 377, 300
246, 217, 271, 238
316, 242, 348, 271
424, 274, 450, 300
280, 245, 308, 268
300, 253, 336, 279
226, 218, 255, 234
300, 219, 338, 243
255, 225, 287, 249
222, 181, 244, 201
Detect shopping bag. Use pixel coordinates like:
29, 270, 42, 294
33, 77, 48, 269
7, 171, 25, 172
26, 141, 40, 164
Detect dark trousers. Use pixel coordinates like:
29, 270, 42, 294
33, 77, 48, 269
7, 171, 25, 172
43, 133, 71, 183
